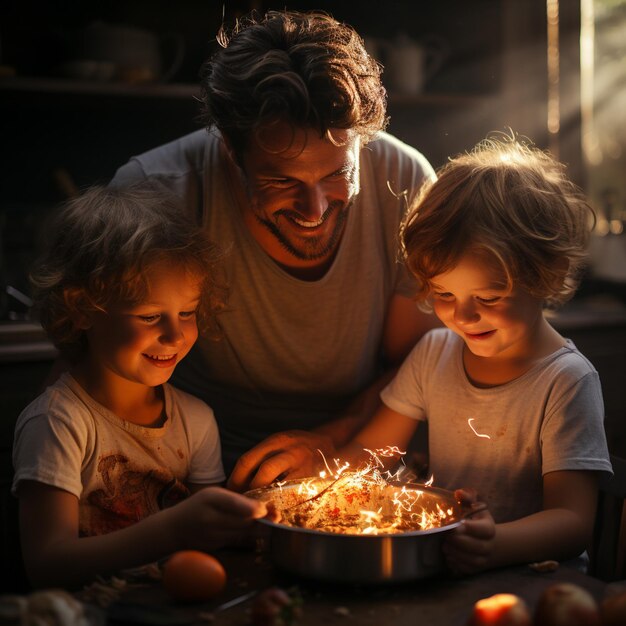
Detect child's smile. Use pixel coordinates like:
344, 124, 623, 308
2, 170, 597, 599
142, 353, 179, 368
77, 261, 201, 405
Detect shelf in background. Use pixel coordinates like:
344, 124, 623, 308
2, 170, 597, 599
387, 91, 498, 107
0, 76, 200, 100
0, 76, 497, 107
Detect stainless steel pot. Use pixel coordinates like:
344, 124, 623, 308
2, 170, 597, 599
246, 479, 469, 584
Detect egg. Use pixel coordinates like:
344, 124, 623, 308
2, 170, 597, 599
162, 550, 227, 603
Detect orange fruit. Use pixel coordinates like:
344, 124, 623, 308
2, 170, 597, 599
162, 550, 227, 603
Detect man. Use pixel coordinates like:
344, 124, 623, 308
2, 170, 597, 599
110, 10, 437, 491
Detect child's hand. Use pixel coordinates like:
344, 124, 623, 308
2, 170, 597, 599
443, 488, 496, 575
170, 486, 267, 551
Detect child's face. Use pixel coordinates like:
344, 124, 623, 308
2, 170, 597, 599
430, 251, 544, 360
83, 262, 201, 388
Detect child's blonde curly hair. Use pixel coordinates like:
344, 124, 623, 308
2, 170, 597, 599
401, 134, 595, 310
31, 183, 227, 361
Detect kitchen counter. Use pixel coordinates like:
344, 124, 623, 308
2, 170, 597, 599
0, 321, 57, 363
549, 294, 626, 331
103, 547, 610, 626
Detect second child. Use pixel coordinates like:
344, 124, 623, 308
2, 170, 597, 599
341, 137, 613, 574
12, 185, 266, 589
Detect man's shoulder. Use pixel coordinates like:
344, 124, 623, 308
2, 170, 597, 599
362, 132, 436, 202
125, 129, 209, 173
366, 132, 435, 177
110, 129, 216, 187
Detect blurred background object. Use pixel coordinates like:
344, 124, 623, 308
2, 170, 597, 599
579, 0, 626, 283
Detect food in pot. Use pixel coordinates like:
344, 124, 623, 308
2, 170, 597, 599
248, 472, 460, 535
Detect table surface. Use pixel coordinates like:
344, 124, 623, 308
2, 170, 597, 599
102, 547, 610, 626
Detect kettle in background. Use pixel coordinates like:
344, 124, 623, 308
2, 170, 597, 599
77, 21, 184, 83
381, 33, 448, 95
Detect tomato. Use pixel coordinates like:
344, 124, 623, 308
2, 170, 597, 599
162, 550, 227, 603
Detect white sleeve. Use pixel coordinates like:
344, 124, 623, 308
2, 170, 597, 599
12, 407, 88, 498
540, 370, 613, 477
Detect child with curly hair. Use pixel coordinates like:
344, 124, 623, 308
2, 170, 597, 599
12, 184, 266, 589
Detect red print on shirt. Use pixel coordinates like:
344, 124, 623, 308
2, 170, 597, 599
80, 453, 189, 536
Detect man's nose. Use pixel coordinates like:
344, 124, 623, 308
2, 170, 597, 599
299, 185, 328, 221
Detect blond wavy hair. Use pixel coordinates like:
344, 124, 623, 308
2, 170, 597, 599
401, 134, 595, 310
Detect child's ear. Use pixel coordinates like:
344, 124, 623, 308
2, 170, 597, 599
63, 288, 92, 330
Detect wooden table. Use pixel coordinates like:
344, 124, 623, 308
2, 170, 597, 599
104, 547, 609, 626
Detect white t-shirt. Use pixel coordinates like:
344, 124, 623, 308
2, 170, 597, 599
381, 328, 613, 523
110, 129, 436, 471
13, 373, 225, 536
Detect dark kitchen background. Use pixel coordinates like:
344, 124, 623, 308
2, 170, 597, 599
0, 0, 625, 573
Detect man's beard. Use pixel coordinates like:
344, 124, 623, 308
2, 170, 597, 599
255, 200, 351, 261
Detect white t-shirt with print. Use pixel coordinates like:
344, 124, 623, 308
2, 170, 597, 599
12, 373, 225, 536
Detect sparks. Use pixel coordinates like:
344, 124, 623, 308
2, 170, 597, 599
257, 446, 456, 535
468, 417, 491, 439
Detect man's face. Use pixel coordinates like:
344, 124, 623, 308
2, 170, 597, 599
239, 122, 361, 270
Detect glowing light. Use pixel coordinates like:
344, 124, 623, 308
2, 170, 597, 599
266, 447, 454, 535
580, 0, 601, 166
468, 418, 492, 439
546, 0, 560, 138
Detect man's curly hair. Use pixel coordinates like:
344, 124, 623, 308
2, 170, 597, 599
199, 10, 387, 159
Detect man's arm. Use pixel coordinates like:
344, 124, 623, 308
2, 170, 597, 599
227, 294, 438, 491
314, 294, 439, 448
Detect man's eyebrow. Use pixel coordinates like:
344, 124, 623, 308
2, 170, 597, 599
331, 163, 355, 175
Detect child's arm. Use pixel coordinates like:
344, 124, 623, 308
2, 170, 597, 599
339, 404, 420, 468
18, 480, 267, 590
443, 470, 598, 574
